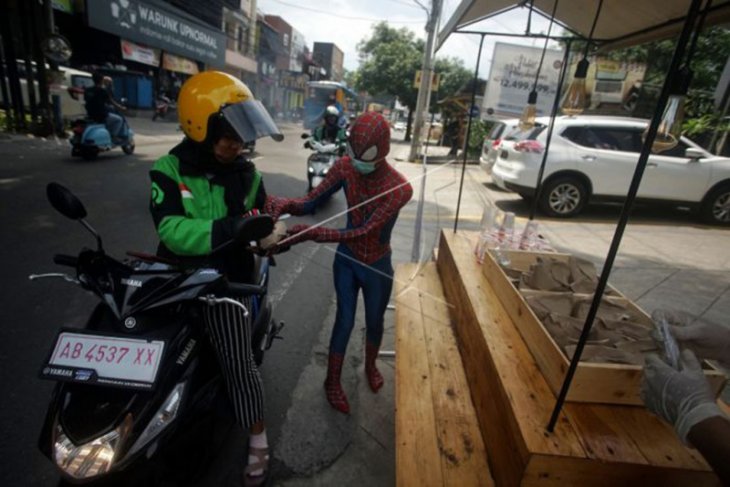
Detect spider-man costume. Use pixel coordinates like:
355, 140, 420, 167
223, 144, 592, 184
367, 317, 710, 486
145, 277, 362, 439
266, 112, 412, 413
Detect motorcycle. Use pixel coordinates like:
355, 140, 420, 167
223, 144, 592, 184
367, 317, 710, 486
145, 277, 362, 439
152, 94, 175, 121
301, 133, 342, 192
34, 183, 284, 484
70, 108, 135, 161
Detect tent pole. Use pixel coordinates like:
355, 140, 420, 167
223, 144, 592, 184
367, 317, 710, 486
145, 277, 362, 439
529, 38, 572, 220
454, 33, 485, 233
547, 0, 705, 432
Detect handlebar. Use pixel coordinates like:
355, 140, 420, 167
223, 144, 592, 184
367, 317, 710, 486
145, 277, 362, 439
54, 254, 78, 267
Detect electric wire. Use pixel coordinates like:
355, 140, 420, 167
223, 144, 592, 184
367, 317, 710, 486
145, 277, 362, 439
531, 0, 559, 91
582, 0, 604, 57
266, 0, 425, 23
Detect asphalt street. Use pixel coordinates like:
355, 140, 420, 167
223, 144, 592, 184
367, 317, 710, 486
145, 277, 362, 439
0, 117, 350, 486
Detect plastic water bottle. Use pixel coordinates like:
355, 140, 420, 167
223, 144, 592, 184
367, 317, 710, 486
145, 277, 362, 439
518, 220, 539, 250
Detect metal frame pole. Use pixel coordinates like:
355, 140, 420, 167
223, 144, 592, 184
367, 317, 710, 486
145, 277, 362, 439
529, 38, 572, 220
454, 33, 485, 233
547, 0, 704, 432
411, 111, 436, 262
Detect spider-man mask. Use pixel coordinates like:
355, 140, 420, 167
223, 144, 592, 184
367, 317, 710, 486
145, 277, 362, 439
346, 112, 391, 174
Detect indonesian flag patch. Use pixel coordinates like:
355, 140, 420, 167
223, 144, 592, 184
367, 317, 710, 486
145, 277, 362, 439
179, 183, 194, 199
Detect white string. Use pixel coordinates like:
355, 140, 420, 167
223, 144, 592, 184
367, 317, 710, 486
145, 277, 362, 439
277, 157, 461, 246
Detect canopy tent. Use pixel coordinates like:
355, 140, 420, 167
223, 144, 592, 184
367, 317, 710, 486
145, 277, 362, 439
433, 0, 730, 432
437, 0, 730, 51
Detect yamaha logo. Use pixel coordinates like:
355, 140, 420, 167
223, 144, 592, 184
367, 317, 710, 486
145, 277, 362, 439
124, 317, 137, 329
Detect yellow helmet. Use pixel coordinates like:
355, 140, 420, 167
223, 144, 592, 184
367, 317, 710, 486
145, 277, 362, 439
177, 71, 283, 144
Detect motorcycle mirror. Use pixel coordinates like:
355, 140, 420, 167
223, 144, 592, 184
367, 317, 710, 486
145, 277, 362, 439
300, 133, 310, 139
46, 182, 87, 220
234, 215, 275, 245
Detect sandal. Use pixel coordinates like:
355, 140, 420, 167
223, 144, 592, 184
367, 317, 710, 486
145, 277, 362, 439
244, 446, 270, 487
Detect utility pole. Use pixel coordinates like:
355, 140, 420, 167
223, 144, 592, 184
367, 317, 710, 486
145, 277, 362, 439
408, 0, 442, 162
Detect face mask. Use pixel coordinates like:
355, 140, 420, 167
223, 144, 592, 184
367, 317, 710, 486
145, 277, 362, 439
352, 159, 377, 175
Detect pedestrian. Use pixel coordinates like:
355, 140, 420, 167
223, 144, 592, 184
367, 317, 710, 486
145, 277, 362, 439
84, 71, 126, 143
149, 71, 283, 486
642, 319, 730, 483
266, 112, 413, 413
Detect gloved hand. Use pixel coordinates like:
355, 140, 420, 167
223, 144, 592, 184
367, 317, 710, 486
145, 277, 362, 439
641, 349, 724, 444
263, 195, 289, 221
670, 321, 730, 365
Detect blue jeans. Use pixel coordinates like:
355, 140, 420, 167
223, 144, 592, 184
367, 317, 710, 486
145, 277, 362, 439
330, 245, 394, 355
105, 113, 124, 140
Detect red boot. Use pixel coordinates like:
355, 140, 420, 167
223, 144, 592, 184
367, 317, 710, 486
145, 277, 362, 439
325, 353, 350, 414
365, 341, 384, 393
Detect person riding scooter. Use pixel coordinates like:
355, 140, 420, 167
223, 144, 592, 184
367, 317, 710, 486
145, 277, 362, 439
85, 71, 126, 143
312, 105, 347, 147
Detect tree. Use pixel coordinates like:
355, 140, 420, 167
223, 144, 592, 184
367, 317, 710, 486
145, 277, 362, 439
355, 22, 474, 141
356, 22, 423, 139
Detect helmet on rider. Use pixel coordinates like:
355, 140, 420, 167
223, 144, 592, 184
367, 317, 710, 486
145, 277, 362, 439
324, 105, 340, 127
346, 112, 391, 164
177, 71, 283, 146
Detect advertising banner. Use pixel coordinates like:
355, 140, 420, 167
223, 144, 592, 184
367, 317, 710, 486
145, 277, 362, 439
482, 42, 563, 118
121, 39, 161, 67
162, 52, 199, 75
87, 0, 225, 67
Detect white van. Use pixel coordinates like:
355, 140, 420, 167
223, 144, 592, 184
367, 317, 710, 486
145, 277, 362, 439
3, 61, 93, 121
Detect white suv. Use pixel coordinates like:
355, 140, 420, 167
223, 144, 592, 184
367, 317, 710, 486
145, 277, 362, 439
491, 115, 730, 225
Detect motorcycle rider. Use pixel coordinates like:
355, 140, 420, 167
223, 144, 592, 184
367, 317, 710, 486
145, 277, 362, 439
84, 71, 126, 143
266, 112, 413, 414
149, 71, 283, 486
312, 105, 347, 147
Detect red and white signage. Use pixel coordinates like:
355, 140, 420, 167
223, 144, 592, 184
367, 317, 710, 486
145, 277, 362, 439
121, 39, 161, 67
46, 331, 165, 387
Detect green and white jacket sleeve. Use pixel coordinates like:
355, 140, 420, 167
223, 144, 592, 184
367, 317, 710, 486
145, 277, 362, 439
149, 155, 237, 256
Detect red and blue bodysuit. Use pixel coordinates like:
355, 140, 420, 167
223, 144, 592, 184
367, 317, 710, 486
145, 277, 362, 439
266, 112, 412, 413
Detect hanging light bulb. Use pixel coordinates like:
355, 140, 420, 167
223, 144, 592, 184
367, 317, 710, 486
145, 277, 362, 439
519, 91, 538, 130
646, 67, 693, 153
561, 58, 589, 116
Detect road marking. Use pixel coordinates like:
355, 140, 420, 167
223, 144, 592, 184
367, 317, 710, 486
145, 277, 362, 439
268, 244, 320, 309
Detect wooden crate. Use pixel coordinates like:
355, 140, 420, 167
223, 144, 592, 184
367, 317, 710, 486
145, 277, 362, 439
480, 243, 726, 405
436, 230, 720, 486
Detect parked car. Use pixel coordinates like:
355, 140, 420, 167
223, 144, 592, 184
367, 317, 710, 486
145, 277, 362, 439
491, 115, 730, 225
480, 118, 519, 174
393, 120, 407, 131
2, 60, 92, 121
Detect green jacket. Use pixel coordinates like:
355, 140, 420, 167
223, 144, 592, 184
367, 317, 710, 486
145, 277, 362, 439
149, 139, 266, 281
313, 124, 347, 145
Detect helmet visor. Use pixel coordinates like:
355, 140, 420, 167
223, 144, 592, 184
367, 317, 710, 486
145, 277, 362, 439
221, 100, 284, 143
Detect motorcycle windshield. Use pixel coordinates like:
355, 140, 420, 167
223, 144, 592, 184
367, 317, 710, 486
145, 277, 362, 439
221, 101, 284, 143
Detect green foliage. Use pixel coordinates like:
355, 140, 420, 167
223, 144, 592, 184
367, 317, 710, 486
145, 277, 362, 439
355, 22, 476, 112
467, 120, 491, 156
356, 22, 422, 110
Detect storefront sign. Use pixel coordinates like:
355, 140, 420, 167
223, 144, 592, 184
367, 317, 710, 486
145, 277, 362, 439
482, 42, 563, 117
279, 71, 308, 90
163, 52, 199, 75
121, 39, 160, 67
87, 0, 225, 67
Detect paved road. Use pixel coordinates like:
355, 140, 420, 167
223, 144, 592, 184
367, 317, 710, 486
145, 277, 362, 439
0, 120, 348, 486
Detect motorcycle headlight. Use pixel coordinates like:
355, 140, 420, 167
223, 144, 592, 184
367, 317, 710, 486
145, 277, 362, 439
54, 413, 132, 480
308, 166, 315, 173
126, 382, 185, 458
322, 167, 329, 175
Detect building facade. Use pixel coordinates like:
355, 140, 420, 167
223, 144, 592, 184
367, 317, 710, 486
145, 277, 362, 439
222, 0, 258, 89
313, 42, 344, 82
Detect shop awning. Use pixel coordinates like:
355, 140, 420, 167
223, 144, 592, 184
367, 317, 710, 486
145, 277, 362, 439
437, 0, 730, 51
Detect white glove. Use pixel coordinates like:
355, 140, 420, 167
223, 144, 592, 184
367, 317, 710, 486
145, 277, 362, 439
670, 321, 730, 365
641, 349, 724, 444
259, 220, 287, 251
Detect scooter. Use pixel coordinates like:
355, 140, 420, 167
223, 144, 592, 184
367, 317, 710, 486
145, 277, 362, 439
34, 183, 284, 485
152, 95, 175, 121
302, 133, 342, 192
70, 109, 135, 161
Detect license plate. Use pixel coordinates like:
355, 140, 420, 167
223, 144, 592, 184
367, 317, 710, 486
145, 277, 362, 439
41, 331, 165, 390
